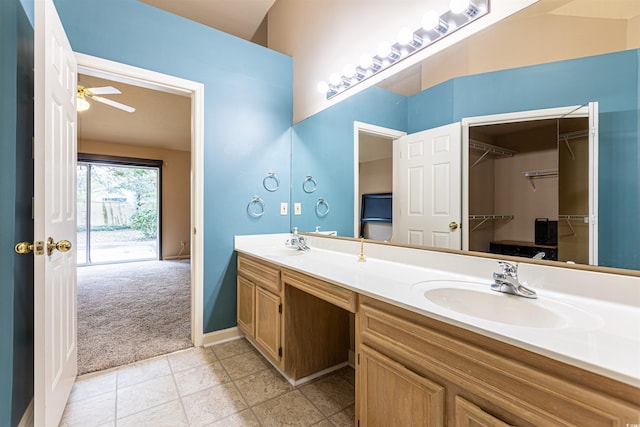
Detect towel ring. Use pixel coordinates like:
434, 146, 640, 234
263, 172, 280, 192
316, 198, 330, 217
303, 176, 317, 193
247, 195, 265, 218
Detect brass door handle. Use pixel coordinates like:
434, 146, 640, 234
15, 242, 34, 254
47, 237, 72, 256
449, 222, 459, 231
15, 241, 45, 255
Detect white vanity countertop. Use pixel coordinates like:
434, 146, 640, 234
234, 233, 640, 387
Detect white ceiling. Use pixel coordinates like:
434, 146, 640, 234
78, 74, 191, 152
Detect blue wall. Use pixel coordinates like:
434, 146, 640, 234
291, 86, 407, 235
293, 50, 639, 270
53, 0, 293, 332
0, 0, 35, 425
12, 5, 35, 426
0, 0, 18, 422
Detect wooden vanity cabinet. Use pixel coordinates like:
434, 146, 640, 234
357, 295, 640, 427
237, 253, 283, 366
237, 254, 353, 380
236, 275, 255, 337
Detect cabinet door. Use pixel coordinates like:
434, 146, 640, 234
237, 276, 255, 338
255, 286, 281, 362
359, 344, 444, 427
454, 396, 514, 427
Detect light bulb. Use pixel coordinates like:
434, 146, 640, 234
343, 64, 356, 78
397, 27, 414, 45
317, 81, 329, 94
359, 53, 373, 69
329, 73, 341, 86
77, 97, 90, 112
422, 10, 439, 30
376, 41, 391, 58
450, 0, 470, 14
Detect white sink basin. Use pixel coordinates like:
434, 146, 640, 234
414, 280, 600, 329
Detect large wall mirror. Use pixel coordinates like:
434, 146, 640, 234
290, 1, 640, 273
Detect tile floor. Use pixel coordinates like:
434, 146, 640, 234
60, 338, 355, 427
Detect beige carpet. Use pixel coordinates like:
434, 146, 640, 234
77, 260, 191, 375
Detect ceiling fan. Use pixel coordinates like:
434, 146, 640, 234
76, 85, 136, 113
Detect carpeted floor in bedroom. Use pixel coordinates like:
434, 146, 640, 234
77, 259, 192, 375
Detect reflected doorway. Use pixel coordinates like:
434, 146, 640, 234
77, 158, 162, 265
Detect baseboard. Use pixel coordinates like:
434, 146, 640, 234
201, 326, 242, 347
163, 255, 191, 260
17, 399, 33, 427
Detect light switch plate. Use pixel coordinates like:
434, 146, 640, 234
280, 202, 288, 215
294, 203, 302, 215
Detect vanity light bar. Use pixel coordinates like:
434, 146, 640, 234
320, 0, 489, 99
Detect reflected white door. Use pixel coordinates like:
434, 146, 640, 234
34, 0, 78, 425
393, 123, 462, 248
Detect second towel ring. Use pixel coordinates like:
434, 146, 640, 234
247, 195, 265, 218
263, 172, 280, 192
303, 176, 317, 193
316, 198, 330, 217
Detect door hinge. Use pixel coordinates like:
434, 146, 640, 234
278, 303, 282, 314
278, 347, 282, 358
357, 353, 360, 365
357, 419, 360, 427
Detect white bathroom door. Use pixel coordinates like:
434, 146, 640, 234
34, 0, 78, 425
393, 123, 462, 248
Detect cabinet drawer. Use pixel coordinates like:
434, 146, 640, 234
282, 269, 356, 313
238, 253, 281, 294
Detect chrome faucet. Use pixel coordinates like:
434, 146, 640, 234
491, 261, 537, 299
287, 228, 310, 251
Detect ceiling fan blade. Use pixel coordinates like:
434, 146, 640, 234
86, 86, 121, 95
90, 95, 136, 113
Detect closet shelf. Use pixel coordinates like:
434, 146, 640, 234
523, 169, 558, 190
469, 140, 517, 168
559, 129, 589, 160
558, 214, 589, 237
469, 214, 514, 232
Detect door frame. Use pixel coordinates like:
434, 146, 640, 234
353, 121, 406, 238
75, 53, 205, 346
461, 104, 598, 265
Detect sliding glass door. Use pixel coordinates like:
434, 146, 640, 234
77, 161, 160, 265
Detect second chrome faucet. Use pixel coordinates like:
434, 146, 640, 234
491, 261, 537, 299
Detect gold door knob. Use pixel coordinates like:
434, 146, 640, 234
15, 242, 34, 254
47, 237, 72, 256
449, 222, 459, 231
15, 241, 45, 255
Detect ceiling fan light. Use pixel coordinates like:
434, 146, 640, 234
77, 97, 90, 112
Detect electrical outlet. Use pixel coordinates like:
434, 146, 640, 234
280, 202, 288, 215
294, 203, 302, 215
